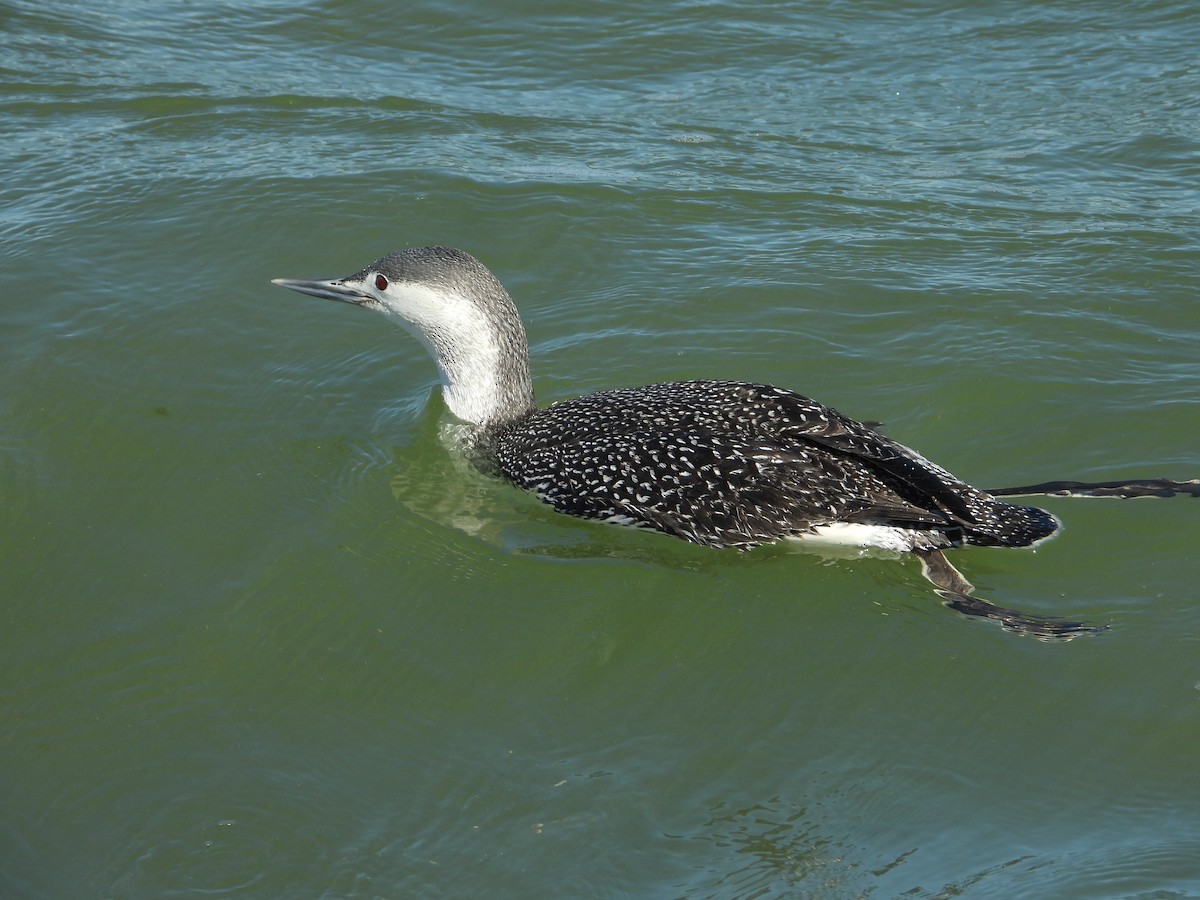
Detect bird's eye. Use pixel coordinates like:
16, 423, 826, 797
374, 274, 389, 291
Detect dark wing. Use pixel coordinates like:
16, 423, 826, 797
494, 427, 957, 549
754, 386, 982, 522
505, 380, 987, 520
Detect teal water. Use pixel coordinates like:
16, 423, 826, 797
3, 1, 1199, 896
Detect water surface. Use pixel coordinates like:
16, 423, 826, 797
2, 1, 1199, 896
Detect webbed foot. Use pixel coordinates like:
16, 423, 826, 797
986, 478, 1199, 499
915, 549, 1105, 640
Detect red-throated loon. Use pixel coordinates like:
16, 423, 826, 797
272, 246, 1197, 638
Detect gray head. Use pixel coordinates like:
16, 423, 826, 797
273, 247, 536, 428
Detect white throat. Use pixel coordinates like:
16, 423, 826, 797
378, 282, 534, 429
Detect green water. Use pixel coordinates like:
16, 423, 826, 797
3, 1, 1199, 896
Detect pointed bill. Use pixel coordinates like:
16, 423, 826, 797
271, 276, 370, 306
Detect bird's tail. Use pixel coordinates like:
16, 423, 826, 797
960, 499, 1059, 549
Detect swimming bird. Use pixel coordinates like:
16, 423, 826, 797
272, 246, 1196, 636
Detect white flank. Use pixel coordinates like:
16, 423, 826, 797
789, 522, 923, 552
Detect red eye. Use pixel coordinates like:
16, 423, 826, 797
375, 274, 389, 291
